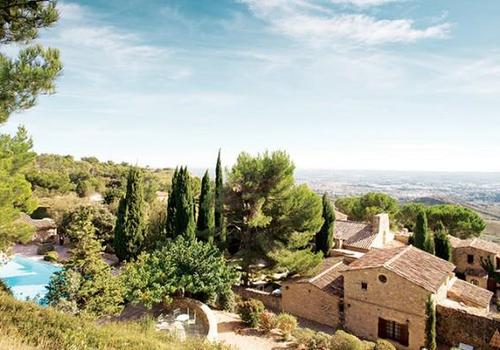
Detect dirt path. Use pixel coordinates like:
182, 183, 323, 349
214, 310, 290, 350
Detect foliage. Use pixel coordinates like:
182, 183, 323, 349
166, 167, 196, 240
236, 299, 265, 327
413, 210, 429, 251
425, 296, 437, 350
143, 199, 167, 251
0, 291, 230, 350
37, 242, 54, 255
0, 0, 62, 123
294, 328, 332, 349
114, 167, 147, 261
0, 280, 11, 295
122, 237, 239, 308
258, 310, 278, 333
0, 127, 37, 251
218, 288, 236, 312
61, 204, 115, 245
335, 193, 399, 224
271, 248, 323, 276
197, 170, 215, 242
225, 151, 323, 279
316, 193, 336, 256
43, 250, 58, 262
434, 224, 452, 261
374, 339, 396, 350
44, 209, 123, 317
214, 150, 226, 249
275, 313, 298, 339
330, 330, 365, 350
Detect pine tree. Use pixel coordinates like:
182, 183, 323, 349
315, 193, 336, 256
197, 170, 215, 242
425, 296, 437, 350
434, 222, 452, 261
166, 167, 196, 240
413, 210, 430, 251
214, 150, 226, 248
113, 167, 146, 261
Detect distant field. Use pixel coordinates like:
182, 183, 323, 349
481, 220, 500, 243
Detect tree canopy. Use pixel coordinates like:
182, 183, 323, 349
166, 166, 196, 240
335, 192, 399, 224
197, 170, 214, 242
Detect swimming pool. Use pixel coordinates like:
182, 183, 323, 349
0, 255, 61, 303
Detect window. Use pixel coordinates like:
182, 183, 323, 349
378, 275, 387, 283
470, 279, 479, 286
467, 254, 474, 264
361, 282, 368, 290
378, 318, 409, 346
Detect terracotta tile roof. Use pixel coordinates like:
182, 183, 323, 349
335, 221, 376, 251
447, 278, 493, 309
453, 237, 500, 255
297, 257, 346, 297
345, 246, 455, 292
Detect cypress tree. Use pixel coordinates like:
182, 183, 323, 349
113, 167, 146, 261
315, 193, 336, 256
197, 170, 215, 242
166, 167, 196, 240
425, 296, 437, 350
214, 150, 226, 249
413, 210, 430, 251
434, 222, 452, 261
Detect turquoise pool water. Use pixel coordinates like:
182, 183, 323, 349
0, 255, 61, 303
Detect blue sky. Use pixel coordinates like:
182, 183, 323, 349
3, 0, 500, 171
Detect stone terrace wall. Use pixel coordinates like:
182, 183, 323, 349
437, 305, 500, 350
233, 286, 282, 312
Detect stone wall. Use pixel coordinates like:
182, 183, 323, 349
233, 286, 282, 312
281, 281, 341, 328
453, 247, 496, 274
436, 304, 500, 349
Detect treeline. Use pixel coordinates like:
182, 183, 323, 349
335, 192, 485, 239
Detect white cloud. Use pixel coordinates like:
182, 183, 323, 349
240, 0, 450, 46
330, 0, 400, 7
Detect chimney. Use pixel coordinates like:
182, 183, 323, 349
373, 213, 391, 244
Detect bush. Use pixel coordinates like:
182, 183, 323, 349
236, 299, 264, 327
218, 288, 235, 312
276, 313, 298, 339
258, 311, 277, 333
0, 280, 11, 295
43, 251, 59, 262
294, 328, 332, 349
37, 243, 55, 255
330, 330, 365, 350
374, 339, 396, 350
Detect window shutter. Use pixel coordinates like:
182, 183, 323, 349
378, 318, 386, 338
400, 324, 409, 346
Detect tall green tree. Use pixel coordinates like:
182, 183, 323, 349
214, 150, 226, 248
315, 193, 336, 257
434, 223, 452, 261
197, 170, 214, 242
335, 192, 398, 224
225, 151, 323, 280
166, 167, 195, 240
0, 0, 62, 123
113, 167, 146, 261
425, 296, 437, 350
0, 127, 37, 251
413, 210, 431, 252
44, 208, 123, 317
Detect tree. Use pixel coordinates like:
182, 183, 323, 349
165, 167, 196, 240
335, 192, 398, 223
425, 296, 437, 350
315, 193, 335, 256
0, 127, 37, 251
434, 223, 452, 261
113, 167, 146, 261
44, 208, 123, 317
0, 0, 62, 123
225, 151, 323, 280
197, 170, 214, 242
214, 150, 226, 248
413, 210, 429, 251
122, 237, 238, 308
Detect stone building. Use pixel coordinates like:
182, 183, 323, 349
450, 236, 500, 290
20, 213, 58, 243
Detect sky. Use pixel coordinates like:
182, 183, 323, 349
2, 0, 500, 172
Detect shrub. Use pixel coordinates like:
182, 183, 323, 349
43, 251, 59, 262
218, 288, 235, 312
294, 328, 332, 349
258, 311, 278, 333
330, 330, 364, 350
374, 339, 396, 350
0, 280, 11, 295
37, 243, 55, 255
236, 299, 264, 327
276, 313, 298, 339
